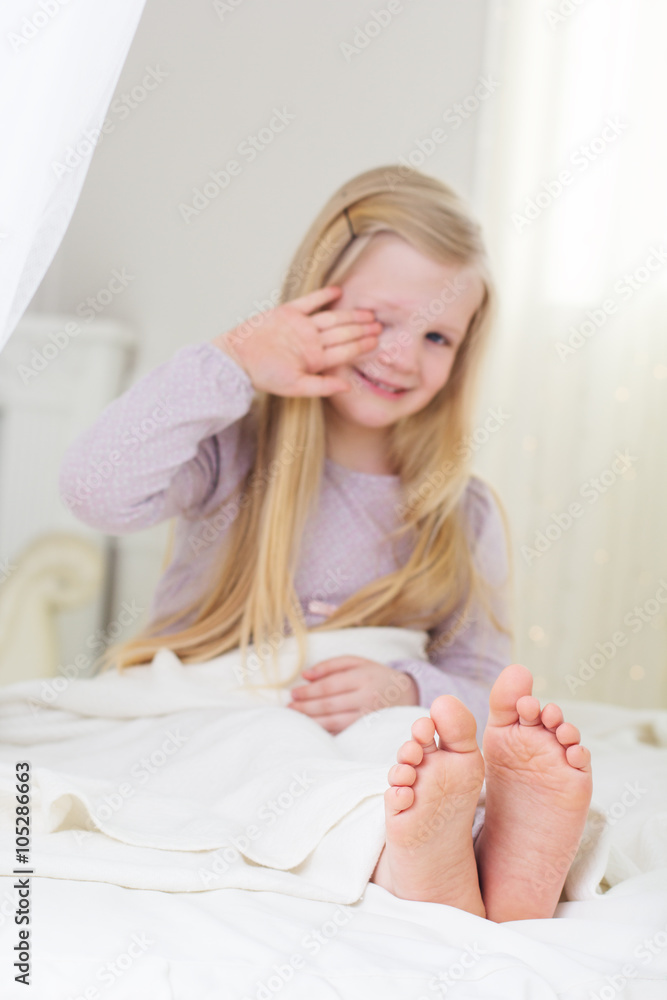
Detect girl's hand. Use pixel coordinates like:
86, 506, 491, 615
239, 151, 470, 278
287, 656, 419, 734
211, 286, 382, 397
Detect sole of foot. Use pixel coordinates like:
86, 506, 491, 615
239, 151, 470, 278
371, 695, 486, 917
475, 663, 593, 922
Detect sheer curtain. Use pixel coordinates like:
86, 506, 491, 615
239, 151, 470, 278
472, 0, 667, 708
0, 0, 146, 350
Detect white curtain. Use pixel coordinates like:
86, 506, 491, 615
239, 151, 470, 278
0, 0, 146, 351
473, 0, 667, 708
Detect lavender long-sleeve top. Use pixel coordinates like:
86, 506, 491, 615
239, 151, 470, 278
59, 341, 512, 737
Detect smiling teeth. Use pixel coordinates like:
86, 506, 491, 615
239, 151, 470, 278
359, 371, 403, 392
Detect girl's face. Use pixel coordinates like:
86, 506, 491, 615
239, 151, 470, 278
323, 233, 486, 431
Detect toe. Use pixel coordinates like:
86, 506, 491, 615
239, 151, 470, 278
517, 695, 542, 726
555, 722, 580, 747
565, 743, 591, 771
397, 739, 424, 766
541, 702, 564, 731
388, 763, 417, 786
430, 695, 478, 752
411, 715, 437, 754
385, 783, 414, 816
487, 663, 534, 728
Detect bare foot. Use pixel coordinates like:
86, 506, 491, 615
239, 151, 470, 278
370, 695, 486, 917
475, 663, 593, 922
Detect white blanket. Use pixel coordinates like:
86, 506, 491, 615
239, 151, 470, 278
0, 627, 478, 902
0, 626, 666, 999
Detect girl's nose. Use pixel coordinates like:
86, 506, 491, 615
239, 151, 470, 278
375, 325, 420, 372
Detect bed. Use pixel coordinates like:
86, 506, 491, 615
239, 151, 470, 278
0, 626, 666, 999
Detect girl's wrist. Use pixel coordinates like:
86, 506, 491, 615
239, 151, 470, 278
211, 330, 249, 376
398, 672, 420, 705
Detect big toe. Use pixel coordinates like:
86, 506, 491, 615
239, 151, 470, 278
430, 695, 479, 752
487, 663, 534, 727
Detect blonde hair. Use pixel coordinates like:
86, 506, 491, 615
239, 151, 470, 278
95, 164, 511, 685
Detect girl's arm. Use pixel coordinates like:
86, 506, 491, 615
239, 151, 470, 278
58, 341, 255, 533
387, 478, 512, 739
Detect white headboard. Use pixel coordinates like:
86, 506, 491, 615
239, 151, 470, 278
0, 314, 136, 683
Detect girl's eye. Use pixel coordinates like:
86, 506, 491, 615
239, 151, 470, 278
425, 331, 452, 346
375, 321, 453, 347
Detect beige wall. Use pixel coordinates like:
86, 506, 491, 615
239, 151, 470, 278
27, 0, 494, 659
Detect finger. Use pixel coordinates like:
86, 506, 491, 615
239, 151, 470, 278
311, 309, 378, 331
288, 373, 354, 397
291, 674, 359, 701
320, 332, 382, 369
288, 329, 381, 395
288, 692, 362, 716
292, 675, 359, 701
303, 657, 365, 679
317, 320, 382, 347
290, 286, 342, 314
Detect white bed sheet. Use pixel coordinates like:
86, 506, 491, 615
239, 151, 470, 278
0, 627, 665, 999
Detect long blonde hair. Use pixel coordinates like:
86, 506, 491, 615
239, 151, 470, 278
95, 164, 511, 684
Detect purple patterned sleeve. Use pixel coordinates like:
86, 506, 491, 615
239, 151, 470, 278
58, 341, 255, 533
388, 478, 513, 739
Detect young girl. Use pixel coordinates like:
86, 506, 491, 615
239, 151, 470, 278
59, 164, 593, 922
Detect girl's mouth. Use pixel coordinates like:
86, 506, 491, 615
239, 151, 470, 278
353, 368, 409, 398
